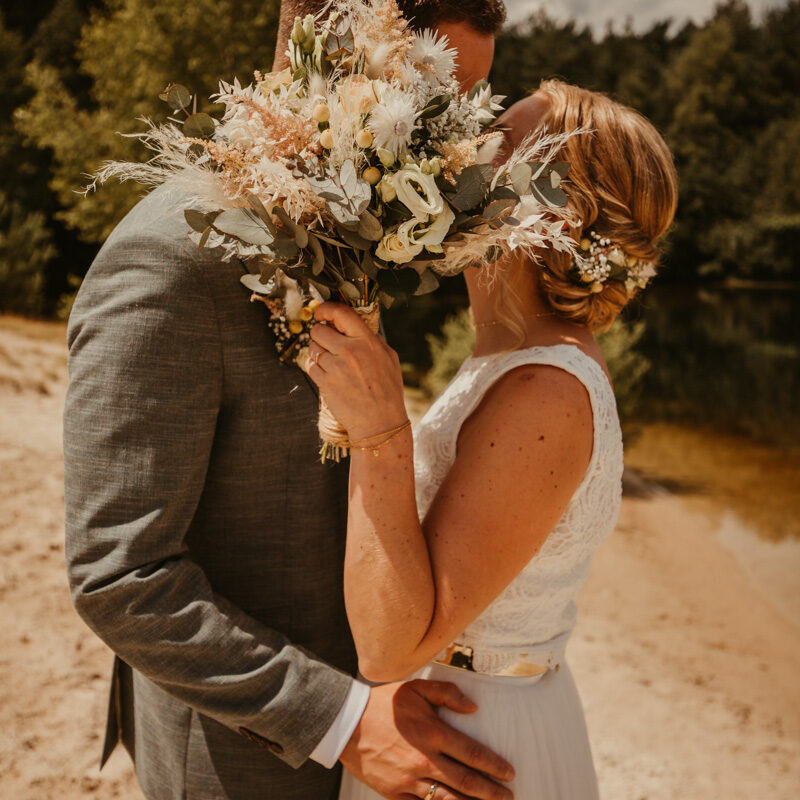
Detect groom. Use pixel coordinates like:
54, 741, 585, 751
64, 1, 513, 799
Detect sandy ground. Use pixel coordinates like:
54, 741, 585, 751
1, 315, 798, 800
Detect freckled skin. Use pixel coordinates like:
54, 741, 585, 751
308, 304, 596, 682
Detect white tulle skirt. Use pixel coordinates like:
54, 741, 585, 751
339, 660, 599, 800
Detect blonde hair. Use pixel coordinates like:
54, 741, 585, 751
498, 79, 678, 333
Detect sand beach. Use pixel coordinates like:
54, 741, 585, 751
1, 315, 798, 799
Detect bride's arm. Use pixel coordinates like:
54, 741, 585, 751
308, 304, 592, 682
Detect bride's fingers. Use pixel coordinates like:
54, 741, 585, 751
306, 341, 326, 362
310, 320, 347, 353
314, 302, 370, 337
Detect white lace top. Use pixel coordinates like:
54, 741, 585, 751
413, 344, 623, 657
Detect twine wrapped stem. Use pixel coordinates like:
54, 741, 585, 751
316, 302, 381, 463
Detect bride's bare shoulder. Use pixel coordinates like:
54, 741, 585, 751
457, 362, 593, 472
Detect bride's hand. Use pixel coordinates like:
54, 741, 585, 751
306, 303, 408, 443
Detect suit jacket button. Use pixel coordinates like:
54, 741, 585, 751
238, 727, 284, 755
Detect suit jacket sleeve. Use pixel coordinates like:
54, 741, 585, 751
63, 230, 353, 769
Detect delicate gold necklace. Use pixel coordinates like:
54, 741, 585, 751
472, 311, 556, 329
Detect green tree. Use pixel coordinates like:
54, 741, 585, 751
492, 12, 597, 104
0, 192, 56, 314
16, 0, 281, 243
0, 11, 54, 312
663, 1, 777, 279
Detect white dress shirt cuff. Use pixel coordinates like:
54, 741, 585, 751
309, 678, 370, 768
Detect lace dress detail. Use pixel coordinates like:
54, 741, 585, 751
413, 344, 623, 653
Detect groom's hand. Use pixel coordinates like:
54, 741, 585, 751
340, 680, 514, 800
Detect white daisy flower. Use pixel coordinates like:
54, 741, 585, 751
409, 30, 457, 86
367, 86, 418, 155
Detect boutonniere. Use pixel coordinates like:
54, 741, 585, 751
240, 273, 319, 371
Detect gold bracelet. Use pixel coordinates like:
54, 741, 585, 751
349, 420, 412, 456
349, 419, 411, 447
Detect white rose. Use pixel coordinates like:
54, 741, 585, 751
397, 205, 455, 251
375, 230, 423, 264
392, 164, 445, 218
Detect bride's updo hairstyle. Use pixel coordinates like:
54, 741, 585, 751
518, 80, 678, 331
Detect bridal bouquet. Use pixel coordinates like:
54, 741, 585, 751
93, 0, 578, 460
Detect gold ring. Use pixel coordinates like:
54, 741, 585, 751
423, 784, 438, 800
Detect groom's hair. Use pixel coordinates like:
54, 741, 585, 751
275, 1, 506, 68
283, 1, 506, 33
396, 0, 506, 33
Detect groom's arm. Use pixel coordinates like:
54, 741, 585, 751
64, 230, 361, 769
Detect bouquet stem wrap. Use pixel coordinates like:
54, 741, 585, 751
316, 302, 381, 463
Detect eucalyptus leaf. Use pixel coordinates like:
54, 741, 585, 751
360, 251, 378, 279
328, 200, 361, 230
307, 233, 325, 275
259, 262, 279, 283
341, 252, 364, 281
310, 280, 332, 301
357, 211, 384, 242
183, 112, 216, 139
527, 160, 547, 181
163, 83, 191, 111
510, 163, 532, 196
184, 208, 211, 234
413, 268, 440, 296
340, 160, 357, 197
273, 237, 300, 259
461, 215, 487, 230
338, 280, 362, 302
240, 272, 273, 294
447, 163, 492, 211
273, 206, 309, 248
483, 198, 517, 220
531, 180, 568, 208
305, 175, 339, 194
337, 225, 372, 250
283, 264, 312, 282
418, 94, 451, 120
490, 185, 519, 202
377, 268, 420, 299
317, 190, 346, 202
313, 232, 348, 247
349, 180, 372, 214
213, 208, 275, 246
245, 193, 278, 235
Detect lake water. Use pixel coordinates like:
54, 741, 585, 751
384, 283, 800, 446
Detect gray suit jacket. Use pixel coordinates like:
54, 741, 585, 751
64, 183, 357, 799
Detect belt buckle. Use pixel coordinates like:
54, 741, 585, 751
438, 643, 476, 671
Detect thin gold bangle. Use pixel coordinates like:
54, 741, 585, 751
349, 419, 411, 447
349, 420, 412, 456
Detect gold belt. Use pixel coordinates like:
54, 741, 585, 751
434, 642, 563, 678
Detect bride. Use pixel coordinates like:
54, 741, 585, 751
307, 79, 678, 800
